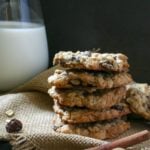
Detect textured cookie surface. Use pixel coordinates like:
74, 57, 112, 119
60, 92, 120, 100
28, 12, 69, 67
48, 69, 132, 89
53, 117, 130, 140
126, 83, 150, 120
53, 102, 131, 123
53, 51, 129, 72
49, 86, 126, 110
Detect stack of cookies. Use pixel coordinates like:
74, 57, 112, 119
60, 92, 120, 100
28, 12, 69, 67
48, 51, 133, 139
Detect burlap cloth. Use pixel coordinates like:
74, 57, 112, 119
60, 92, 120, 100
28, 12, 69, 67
0, 66, 150, 150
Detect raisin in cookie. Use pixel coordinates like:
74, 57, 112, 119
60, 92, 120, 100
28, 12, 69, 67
53, 117, 130, 140
53, 51, 129, 72
49, 86, 126, 110
54, 101, 131, 123
126, 83, 150, 120
48, 69, 132, 89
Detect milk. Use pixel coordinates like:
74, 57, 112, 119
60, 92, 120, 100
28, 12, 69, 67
0, 21, 49, 91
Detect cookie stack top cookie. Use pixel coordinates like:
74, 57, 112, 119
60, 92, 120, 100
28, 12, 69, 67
53, 51, 129, 72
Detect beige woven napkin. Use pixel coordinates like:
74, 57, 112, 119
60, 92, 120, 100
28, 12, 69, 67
0, 66, 149, 150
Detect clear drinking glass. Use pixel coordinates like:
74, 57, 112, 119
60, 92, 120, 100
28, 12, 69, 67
0, 0, 49, 91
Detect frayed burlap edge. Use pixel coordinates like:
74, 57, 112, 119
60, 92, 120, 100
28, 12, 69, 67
6, 134, 37, 150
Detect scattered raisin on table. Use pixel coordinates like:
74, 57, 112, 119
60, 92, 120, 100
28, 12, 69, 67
6, 119, 22, 133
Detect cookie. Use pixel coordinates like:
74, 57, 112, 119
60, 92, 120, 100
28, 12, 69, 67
53, 101, 131, 123
49, 86, 126, 110
48, 69, 132, 89
53, 117, 130, 139
126, 83, 150, 120
53, 51, 129, 72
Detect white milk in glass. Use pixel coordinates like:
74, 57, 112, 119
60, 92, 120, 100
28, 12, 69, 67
0, 21, 49, 91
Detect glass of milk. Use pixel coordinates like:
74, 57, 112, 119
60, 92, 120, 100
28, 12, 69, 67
0, 0, 49, 91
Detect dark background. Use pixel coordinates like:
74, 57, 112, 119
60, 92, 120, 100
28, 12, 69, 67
41, 0, 150, 83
